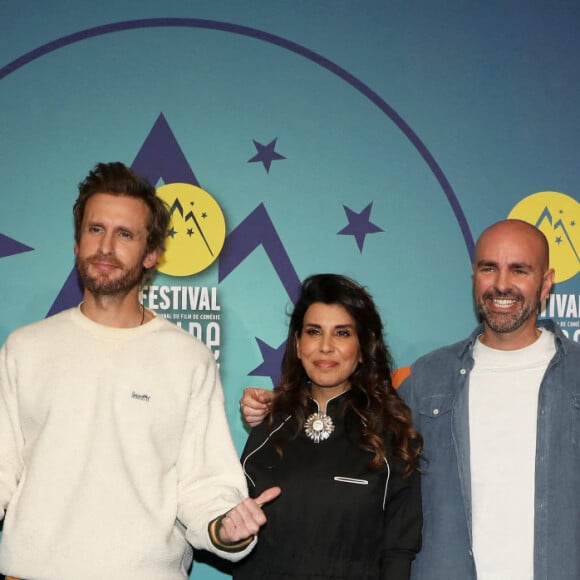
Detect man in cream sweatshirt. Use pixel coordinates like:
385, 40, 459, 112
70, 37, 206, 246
0, 162, 279, 580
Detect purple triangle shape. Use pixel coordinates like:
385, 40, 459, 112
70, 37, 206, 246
46, 268, 83, 317
132, 113, 200, 186
218, 203, 301, 303
0, 233, 34, 258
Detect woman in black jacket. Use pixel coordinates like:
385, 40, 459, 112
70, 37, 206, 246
234, 274, 422, 580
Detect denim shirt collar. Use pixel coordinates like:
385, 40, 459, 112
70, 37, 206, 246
458, 318, 567, 361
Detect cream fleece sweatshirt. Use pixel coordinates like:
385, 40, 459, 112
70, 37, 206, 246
0, 307, 253, 580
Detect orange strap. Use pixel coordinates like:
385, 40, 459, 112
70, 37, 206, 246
391, 366, 411, 389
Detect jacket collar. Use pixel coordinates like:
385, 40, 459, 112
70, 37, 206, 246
459, 318, 566, 358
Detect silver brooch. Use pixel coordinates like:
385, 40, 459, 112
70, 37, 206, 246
304, 412, 335, 443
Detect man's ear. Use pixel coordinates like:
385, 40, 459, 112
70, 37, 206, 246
74, 243, 79, 257
541, 268, 555, 302
143, 248, 160, 270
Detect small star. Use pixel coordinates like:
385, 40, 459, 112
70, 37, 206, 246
187, 228, 194, 237
337, 203, 384, 252
168, 227, 178, 238
201, 212, 208, 219
248, 338, 287, 387
248, 138, 286, 173
559, 209, 564, 214
555, 236, 563, 245
571, 220, 576, 227
190, 201, 195, 206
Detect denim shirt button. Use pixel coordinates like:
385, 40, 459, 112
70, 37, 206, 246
432, 408, 440, 416
459, 368, 467, 375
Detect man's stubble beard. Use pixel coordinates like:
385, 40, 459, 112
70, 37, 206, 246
76, 254, 144, 297
475, 288, 541, 334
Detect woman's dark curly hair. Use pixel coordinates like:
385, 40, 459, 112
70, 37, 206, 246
271, 273, 422, 475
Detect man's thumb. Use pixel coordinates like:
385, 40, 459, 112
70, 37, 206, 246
255, 486, 282, 507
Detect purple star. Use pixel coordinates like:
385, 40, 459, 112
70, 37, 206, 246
337, 203, 384, 252
248, 337, 287, 387
248, 138, 286, 173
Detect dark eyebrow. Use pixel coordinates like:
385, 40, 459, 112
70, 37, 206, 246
475, 260, 533, 269
87, 220, 136, 233
303, 323, 355, 330
475, 260, 498, 268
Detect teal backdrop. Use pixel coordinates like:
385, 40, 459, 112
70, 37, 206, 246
2, 2, 580, 578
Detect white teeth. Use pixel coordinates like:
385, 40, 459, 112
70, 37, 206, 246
492, 298, 517, 307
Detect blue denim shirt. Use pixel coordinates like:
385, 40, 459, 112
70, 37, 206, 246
398, 319, 580, 579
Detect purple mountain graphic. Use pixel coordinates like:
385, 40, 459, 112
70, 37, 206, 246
217, 203, 302, 386
132, 113, 200, 186
218, 203, 301, 303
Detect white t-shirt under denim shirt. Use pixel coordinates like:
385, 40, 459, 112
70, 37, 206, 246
469, 329, 555, 580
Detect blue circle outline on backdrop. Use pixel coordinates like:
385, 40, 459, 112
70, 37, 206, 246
0, 17, 474, 258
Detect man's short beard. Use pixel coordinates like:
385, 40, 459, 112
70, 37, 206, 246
476, 289, 540, 334
76, 255, 144, 297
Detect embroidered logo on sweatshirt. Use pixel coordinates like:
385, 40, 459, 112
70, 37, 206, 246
132, 391, 151, 402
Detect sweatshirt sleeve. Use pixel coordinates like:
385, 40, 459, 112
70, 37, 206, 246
175, 345, 255, 561
0, 339, 24, 520
381, 465, 423, 580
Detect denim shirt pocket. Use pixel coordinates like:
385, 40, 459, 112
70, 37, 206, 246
418, 394, 455, 453
570, 392, 580, 447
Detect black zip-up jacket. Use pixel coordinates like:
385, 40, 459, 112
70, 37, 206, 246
234, 391, 422, 580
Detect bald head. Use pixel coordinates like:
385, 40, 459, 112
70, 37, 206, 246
475, 219, 550, 271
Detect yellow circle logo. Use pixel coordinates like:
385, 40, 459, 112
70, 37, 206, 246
509, 191, 580, 283
156, 183, 226, 276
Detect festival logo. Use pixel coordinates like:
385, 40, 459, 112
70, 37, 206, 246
157, 183, 226, 276
509, 191, 580, 283
509, 191, 580, 339
137, 183, 227, 361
